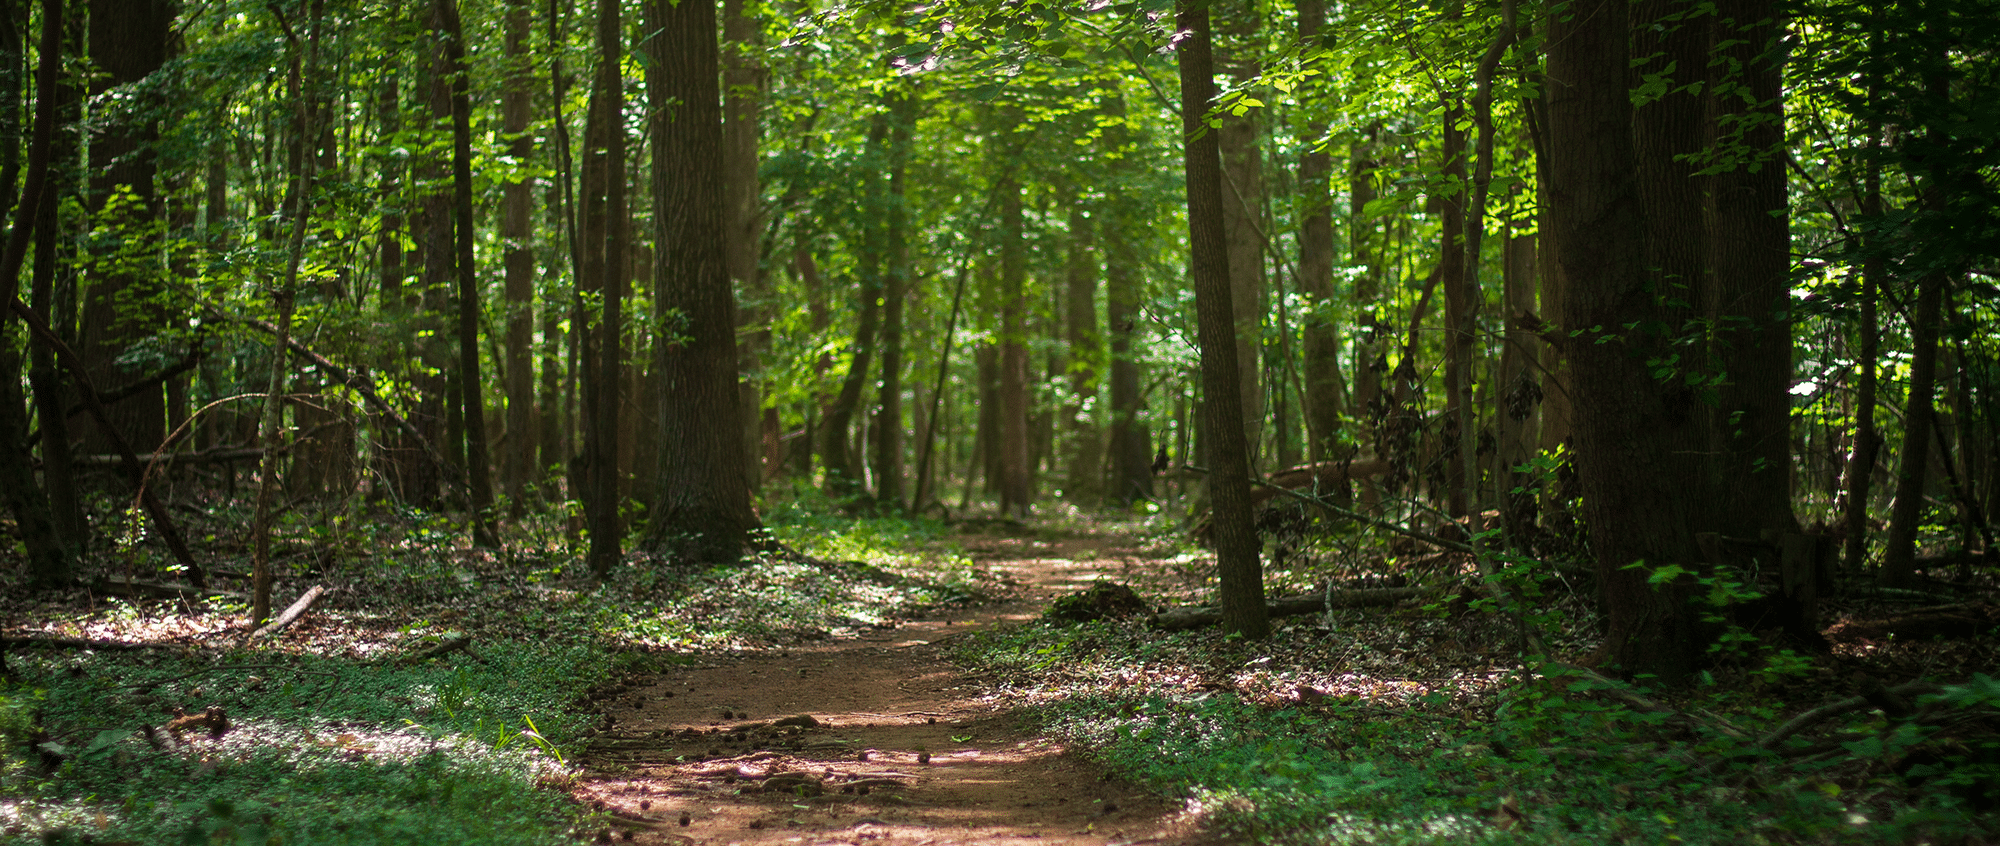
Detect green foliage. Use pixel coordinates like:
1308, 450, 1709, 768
957, 619, 1995, 844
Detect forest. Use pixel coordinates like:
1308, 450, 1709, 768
0, 0, 1997, 841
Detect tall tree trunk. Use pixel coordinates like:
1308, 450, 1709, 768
873, 89, 914, 510
644, 0, 757, 562
819, 119, 888, 494
1218, 70, 1264, 469
580, 0, 627, 573
437, 0, 497, 546
1702, 0, 1794, 539
1296, 0, 1341, 466
1459, 0, 1517, 521
3, 0, 69, 587
1840, 139, 1883, 573
1879, 272, 1945, 588
30, 43, 82, 554
1438, 85, 1470, 517
722, 0, 767, 491
79, 0, 173, 455
1178, 0, 1266, 639
997, 171, 1032, 517
1546, 0, 1709, 679
501, 0, 536, 517
1102, 96, 1152, 507
1061, 201, 1102, 503
974, 338, 1000, 498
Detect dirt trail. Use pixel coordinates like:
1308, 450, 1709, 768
572, 530, 1196, 846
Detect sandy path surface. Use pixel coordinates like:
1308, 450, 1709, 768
570, 531, 1199, 846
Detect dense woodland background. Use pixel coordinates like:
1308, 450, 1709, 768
0, 0, 1994, 679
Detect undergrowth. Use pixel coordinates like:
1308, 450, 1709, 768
957, 616, 1997, 845
1, 496, 984, 844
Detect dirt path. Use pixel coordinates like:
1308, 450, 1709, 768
572, 531, 1197, 846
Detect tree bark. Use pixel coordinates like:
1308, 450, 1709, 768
644, 0, 758, 562
1839, 142, 1883, 573
1178, 0, 1266, 639
1217, 67, 1264, 470
1295, 0, 1341, 467
437, 0, 497, 547
873, 89, 915, 510
1702, 0, 1794, 539
584, 0, 627, 574
997, 170, 1032, 517
78, 0, 173, 456
1879, 272, 1945, 588
501, 0, 536, 517
722, 0, 767, 491
1546, 0, 1709, 679
1061, 202, 1101, 503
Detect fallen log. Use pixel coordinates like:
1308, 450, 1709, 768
73, 446, 267, 467
247, 585, 327, 641
1151, 587, 1428, 630
1249, 459, 1392, 506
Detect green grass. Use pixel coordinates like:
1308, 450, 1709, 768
2, 500, 986, 845
956, 618, 1997, 845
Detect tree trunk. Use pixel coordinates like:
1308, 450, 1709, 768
30, 49, 82, 554
437, 0, 497, 547
1178, 0, 1266, 639
1102, 95, 1152, 507
1218, 68, 1264, 469
1702, 0, 1794, 540
1295, 0, 1341, 467
644, 0, 758, 562
819, 119, 888, 495
1840, 141, 1883, 573
722, 0, 767, 491
501, 0, 536, 518
1546, 0, 1710, 680
1438, 85, 1470, 517
582, 0, 627, 574
1062, 202, 1101, 503
79, 0, 173, 456
1879, 272, 1945, 588
997, 171, 1032, 517
873, 89, 915, 510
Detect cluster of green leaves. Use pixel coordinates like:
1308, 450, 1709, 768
956, 618, 1995, 844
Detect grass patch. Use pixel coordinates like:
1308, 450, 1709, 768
956, 617, 1997, 845
2, 498, 991, 845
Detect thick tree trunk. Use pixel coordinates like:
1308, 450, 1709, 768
582, 0, 627, 573
1546, 0, 1709, 679
997, 173, 1032, 517
1178, 0, 1266, 639
644, 0, 758, 562
501, 0, 536, 517
1062, 203, 1101, 503
1296, 0, 1340, 467
79, 0, 173, 456
1702, 0, 1794, 540
1879, 273, 1945, 588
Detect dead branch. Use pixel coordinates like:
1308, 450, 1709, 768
1758, 681, 1943, 750
1248, 459, 1393, 506
399, 633, 479, 665
96, 577, 248, 602
247, 585, 327, 641
0, 635, 183, 651
1151, 588, 1429, 631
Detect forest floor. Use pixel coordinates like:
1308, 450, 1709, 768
569, 527, 1205, 846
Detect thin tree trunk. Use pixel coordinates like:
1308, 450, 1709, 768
1062, 202, 1101, 503
819, 119, 888, 494
581, 0, 626, 574
1438, 78, 1470, 517
1459, 0, 1516, 524
1838, 141, 1881, 573
438, 0, 497, 547
873, 90, 915, 510
722, 0, 767, 490
1178, 0, 1266, 639
1880, 272, 1946, 588
997, 171, 1032, 517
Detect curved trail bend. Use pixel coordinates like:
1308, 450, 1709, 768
573, 531, 1199, 846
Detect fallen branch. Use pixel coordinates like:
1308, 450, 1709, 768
399, 633, 478, 665
1152, 588, 1428, 631
1249, 459, 1393, 506
72, 446, 268, 467
0, 635, 184, 651
1758, 681, 1943, 750
247, 585, 327, 641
